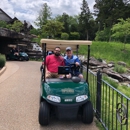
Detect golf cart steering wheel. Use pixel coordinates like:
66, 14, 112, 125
69, 63, 80, 71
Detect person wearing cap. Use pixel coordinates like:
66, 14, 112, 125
64, 47, 83, 79
45, 47, 65, 78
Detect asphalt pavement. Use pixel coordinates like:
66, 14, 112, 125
0, 61, 99, 130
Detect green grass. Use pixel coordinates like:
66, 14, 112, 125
79, 41, 130, 66
88, 72, 130, 130
114, 64, 127, 73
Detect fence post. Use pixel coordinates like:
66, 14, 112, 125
80, 61, 83, 73
96, 70, 102, 119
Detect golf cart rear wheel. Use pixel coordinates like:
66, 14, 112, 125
6, 55, 10, 60
82, 101, 93, 124
26, 58, 29, 61
19, 57, 24, 61
39, 101, 50, 126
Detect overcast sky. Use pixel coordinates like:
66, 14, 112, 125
1, 0, 95, 27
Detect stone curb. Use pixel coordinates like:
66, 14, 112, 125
0, 66, 6, 76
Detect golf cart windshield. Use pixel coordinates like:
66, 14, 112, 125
40, 39, 92, 82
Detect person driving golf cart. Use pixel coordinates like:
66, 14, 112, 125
64, 47, 83, 79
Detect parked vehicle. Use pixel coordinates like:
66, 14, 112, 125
6, 51, 29, 61
38, 39, 93, 126
31, 43, 42, 52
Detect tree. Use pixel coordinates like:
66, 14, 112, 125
35, 3, 52, 28
30, 28, 39, 35
69, 15, 79, 32
69, 32, 80, 40
94, 0, 130, 31
78, 0, 93, 40
6, 20, 23, 32
42, 20, 64, 38
61, 33, 69, 40
111, 18, 130, 49
55, 14, 79, 34
0, 20, 7, 28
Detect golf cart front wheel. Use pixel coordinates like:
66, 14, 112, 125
82, 101, 93, 124
39, 101, 50, 126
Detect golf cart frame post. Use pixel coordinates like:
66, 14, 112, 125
41, 39, 92, 82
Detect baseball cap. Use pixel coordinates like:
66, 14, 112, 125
66, 47, 72, 51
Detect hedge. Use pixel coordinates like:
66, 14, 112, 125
0, 54, 6, 68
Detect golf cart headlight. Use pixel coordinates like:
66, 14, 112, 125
76, 95, 88, 102
47, 95, 61, 103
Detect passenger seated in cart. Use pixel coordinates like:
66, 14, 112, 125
11, 47, 19, 56
64, 47, 83, 79
45, 47, 65, 78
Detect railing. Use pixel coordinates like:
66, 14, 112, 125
83, 66, 130, 130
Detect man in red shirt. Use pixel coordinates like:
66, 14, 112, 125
46, 47, 64, 78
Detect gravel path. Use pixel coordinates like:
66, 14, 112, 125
0, 61, 99, 130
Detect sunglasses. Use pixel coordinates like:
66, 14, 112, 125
55, 50, 60, 52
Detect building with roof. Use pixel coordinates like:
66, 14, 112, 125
0, 8, 35, 54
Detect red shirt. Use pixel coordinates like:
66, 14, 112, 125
46, 54, 65, 73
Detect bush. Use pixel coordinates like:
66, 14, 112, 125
61, 33, 69, 40
0, 54, 6, 68
69, 32, 80, 40
114, 64, 127, 73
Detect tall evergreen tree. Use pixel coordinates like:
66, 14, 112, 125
78, 0, 93, 40
94, 0, 130, 31
35, 3, 52, 29
59, 13, 70, 33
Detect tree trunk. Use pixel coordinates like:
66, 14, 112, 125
86, 30, 88, 40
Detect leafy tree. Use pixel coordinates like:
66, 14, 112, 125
42, 20, 64, 38
6, 24, 12, 30
69, 32, 80, 40
30, 28, 39, 35
61, 13, 70, 33
69, 15, 79, 32
11, 20, 23, 32
35, 3, 52, 28
111, 18, 130, 49
95, 27, 111, 41
94, 0, 130, 31
0, 20, 7, 28
79, 0, 93, 40
61, 33, 69, 40
55, 13, 70, 33
55, 14, 79, 34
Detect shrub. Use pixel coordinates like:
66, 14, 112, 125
61, 33, 69, 40
0, 54, 6, 68
69, 32, 80, 40
114, 64, 127, 73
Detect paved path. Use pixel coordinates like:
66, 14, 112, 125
0, 61, 99, 130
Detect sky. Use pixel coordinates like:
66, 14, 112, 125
0, 0, 95, 27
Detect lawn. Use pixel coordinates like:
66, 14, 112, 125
79, 41, 130, 66
81, 41, 130, 130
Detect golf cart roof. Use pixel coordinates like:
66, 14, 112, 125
41, 39, 92, 51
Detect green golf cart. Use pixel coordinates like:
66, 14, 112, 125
39, 39, 93, 126
6, 51, 29, 61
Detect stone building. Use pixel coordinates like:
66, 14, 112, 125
0, 8, 34, 54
